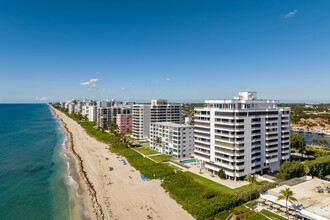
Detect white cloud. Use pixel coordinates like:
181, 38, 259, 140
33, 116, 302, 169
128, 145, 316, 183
121, 87, 127, 91
80, 78, 100, 92
80, 78, 99, 86
80, 81, 90, 86
35, 96, 49, 101
284, 10, 298, 18
166, 78, 171, 81
89, 78, 99, 83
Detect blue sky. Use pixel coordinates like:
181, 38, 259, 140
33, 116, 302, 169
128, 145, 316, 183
1, 0, 329, 103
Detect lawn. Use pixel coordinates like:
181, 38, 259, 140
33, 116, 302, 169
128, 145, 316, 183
134, 145, 159, 155
245, 201, 259, 209
260, 209, 287, 220
185, 171, 251, 194
149, 154, 173, 162
240, 212, 268, 220
166, 163, 183, 170
215, 205, 248, 219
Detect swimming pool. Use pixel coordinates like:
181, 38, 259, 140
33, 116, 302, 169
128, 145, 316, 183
180, 159, 197, 164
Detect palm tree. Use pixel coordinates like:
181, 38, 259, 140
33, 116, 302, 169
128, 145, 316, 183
318, 138, 328, 151
107, 119, 119, 136
244, 174, 256, 203
310, 138, 317, 146
277, 187, 297, 219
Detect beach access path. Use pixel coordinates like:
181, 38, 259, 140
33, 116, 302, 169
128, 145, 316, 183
53, 108, 193, 220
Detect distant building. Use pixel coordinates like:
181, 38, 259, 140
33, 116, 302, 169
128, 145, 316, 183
150, 122, 194, 158
116, 114, 132, 134
194, 92, 290, 180
97, 105, 132, 128
185, 117, 193, 125
68, 103, 75, 114
132, 100, 183, 139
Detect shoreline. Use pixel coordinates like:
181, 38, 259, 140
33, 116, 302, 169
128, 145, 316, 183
50, 106, 193, 220
291, 129, 330, 136
50, 106, 104, 220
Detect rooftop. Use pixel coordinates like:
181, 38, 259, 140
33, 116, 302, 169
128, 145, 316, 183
205, 92, 279, 104
262, 177, 330, 220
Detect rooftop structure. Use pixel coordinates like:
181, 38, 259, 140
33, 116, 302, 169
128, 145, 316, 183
261, 177, 330, 220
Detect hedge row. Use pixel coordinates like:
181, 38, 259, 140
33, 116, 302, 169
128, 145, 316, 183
276, 155, 330, 180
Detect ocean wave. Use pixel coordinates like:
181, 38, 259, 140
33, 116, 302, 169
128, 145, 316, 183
68, 175, 79, 191
64, 153, 70, 159
75, 192, 92, 219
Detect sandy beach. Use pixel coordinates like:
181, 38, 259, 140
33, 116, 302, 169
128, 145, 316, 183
51, 107, 193, 220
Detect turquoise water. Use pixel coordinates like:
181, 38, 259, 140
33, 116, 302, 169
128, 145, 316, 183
181, 159, 197, 164
0, 104, 72, 219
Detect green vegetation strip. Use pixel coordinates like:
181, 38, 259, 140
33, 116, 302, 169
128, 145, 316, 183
245, 201, 259, 209
134, 145, 159, 155
166, 163, 183, 171
149, 154, 173, 162
240, 212, 268, 220
185, 171, 250, 194
276, 155, 330, 180
260, 209, 287, 220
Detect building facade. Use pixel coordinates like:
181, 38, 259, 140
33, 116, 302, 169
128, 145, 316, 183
194, 92, 290, 180
116, 114, 132, 134
97, 105, 132, 128
132, 100, 183, 139
150, 122, 194, 159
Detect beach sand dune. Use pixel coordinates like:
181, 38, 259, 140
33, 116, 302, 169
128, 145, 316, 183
52, 108, 193, 220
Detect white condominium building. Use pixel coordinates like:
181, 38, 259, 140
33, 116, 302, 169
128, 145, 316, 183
96, 105, 132, 127
150, 122, 194, 159
132, 100, 183, 139
194, 92, 290, 180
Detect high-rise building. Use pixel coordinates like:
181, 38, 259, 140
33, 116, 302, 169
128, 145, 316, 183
150, 122, 194, 158
132, 100, 183, 139
194, 92, 290, 180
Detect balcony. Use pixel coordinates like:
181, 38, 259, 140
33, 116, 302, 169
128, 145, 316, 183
266, 157, 278, 163
194, 121, 210, 128
194, 127, 210, 134
194, 133, 210, 139
251, 161, 261, 167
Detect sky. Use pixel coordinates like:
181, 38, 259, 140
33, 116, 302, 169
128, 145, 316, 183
1, 0, 330, 103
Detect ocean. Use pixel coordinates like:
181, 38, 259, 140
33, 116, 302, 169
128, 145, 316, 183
0, 104, 73, 219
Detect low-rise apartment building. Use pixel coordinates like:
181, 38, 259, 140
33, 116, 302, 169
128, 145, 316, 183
150, 122, 194, 159
116, 114, 132, 134
97, 105, 132, 128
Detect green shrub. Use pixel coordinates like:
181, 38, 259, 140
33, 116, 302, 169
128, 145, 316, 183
276, 155, 330, 180
218, 168, 225, 179
275, 160, 305, 180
